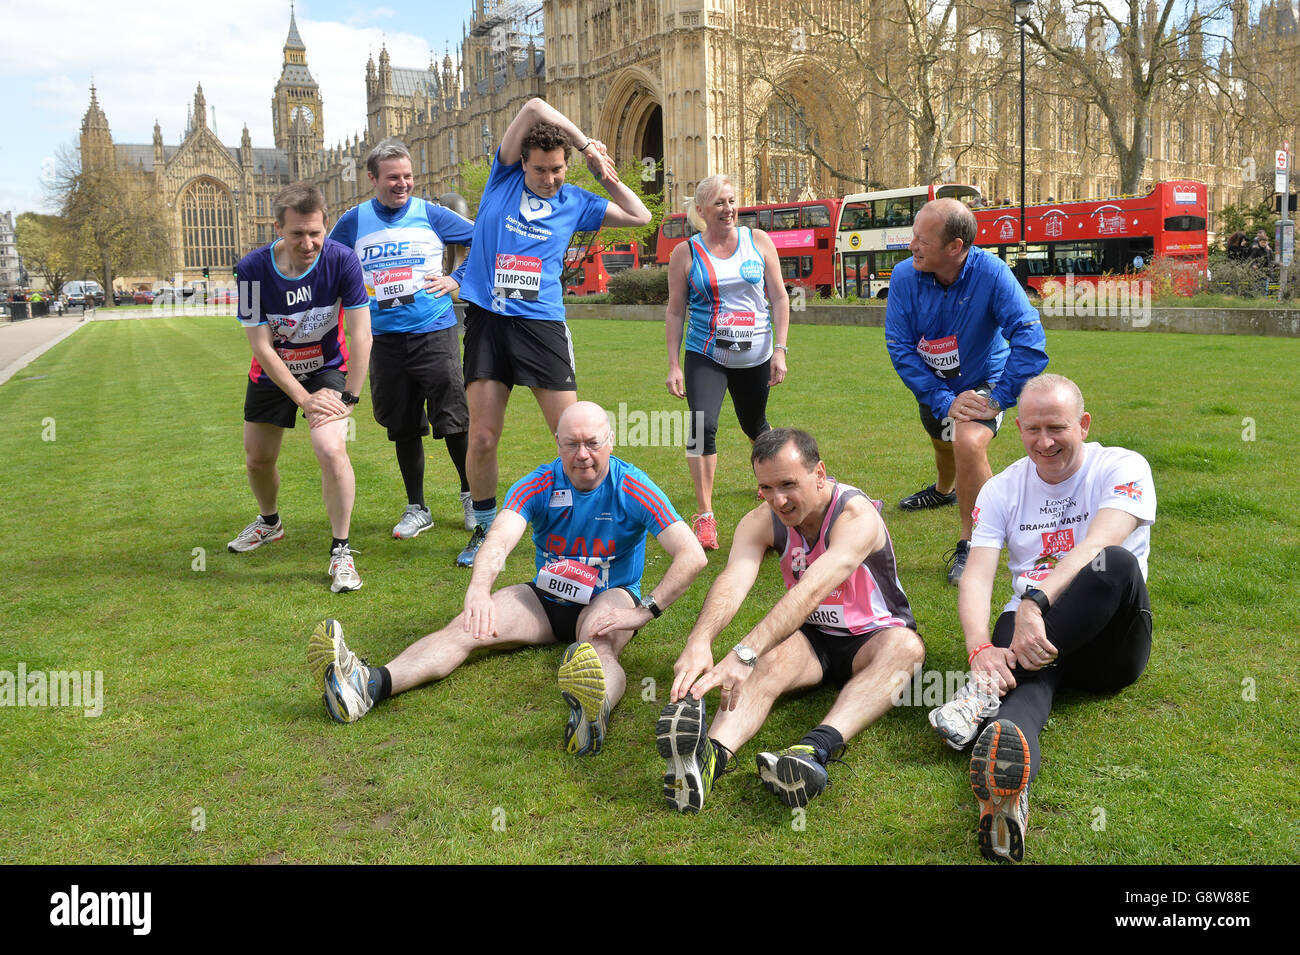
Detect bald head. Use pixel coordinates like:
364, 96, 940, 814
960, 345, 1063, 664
557, 401, 611, 440
1019, 373, 1085, 420
919, 198, 977, 250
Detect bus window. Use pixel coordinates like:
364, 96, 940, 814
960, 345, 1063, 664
780, 257, 800, 280
803, 205, 831, 228
874, 249, 910, 276
800, 256, 814, 277
663, 217, 685, 239
1164, 214, 1206, 231
737, 211, 759, 230
840, 202, 872, 231
772, 208, 800, 231
758, 209, 773, 230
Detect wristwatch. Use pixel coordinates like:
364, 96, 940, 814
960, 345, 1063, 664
638, 594, 662, 619
732, 644, 757, 667
340, 390, 360, 406
1023, 587, 1050, 614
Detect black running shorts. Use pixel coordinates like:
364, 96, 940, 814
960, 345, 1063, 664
243, 368, 346, 429
369, 327, 469, 441
462, 302, 577, 391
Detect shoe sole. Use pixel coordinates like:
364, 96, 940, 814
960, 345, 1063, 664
227, 527, 285, 553
330, 576, 363, 593
558, 643, 607, 756
306, 619, 345, 685
656, 700, 707, 813
970, 719, 1030, 863
758, 753, 826, 808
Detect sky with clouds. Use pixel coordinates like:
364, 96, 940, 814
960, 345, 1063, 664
0, 0, 474, 217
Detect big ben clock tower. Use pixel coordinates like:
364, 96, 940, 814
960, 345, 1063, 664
271, 3, 323, 152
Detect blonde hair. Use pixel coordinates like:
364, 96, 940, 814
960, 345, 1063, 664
686, 174, 735, 232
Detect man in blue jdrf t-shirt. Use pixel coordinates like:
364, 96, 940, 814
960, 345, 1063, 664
450, 97, 653, 568
331, 138, 476, 541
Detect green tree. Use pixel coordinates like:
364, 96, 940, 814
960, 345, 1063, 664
53, 147, 171, 304
15, 213, 81, 295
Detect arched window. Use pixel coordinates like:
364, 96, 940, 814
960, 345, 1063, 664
181, 179, 236, 271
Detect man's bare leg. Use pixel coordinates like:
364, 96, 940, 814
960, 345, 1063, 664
243, 422, 285, 516
930, 436, 956, 496
310, 418, 354, 540
531, 386, 577, 434
465, 379, 511, 502
952, 421, 995, 540
707, 634, 824, 754
821, 627, 926, 740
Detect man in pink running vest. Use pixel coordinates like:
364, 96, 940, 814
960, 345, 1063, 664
656, 427, 924, 813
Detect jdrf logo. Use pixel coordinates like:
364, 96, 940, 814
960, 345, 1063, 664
361, 241, 411, 261
49, 885, 151, 935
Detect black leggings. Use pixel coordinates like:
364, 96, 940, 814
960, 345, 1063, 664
684, 350, 771, 456
992, 546, 1152, 782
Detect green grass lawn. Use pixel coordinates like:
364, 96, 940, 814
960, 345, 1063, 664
1, 315, 1296, 864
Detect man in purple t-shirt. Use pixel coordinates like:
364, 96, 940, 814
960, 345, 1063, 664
227, 183, 372, 593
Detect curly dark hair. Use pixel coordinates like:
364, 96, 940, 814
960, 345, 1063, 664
520, 121, 573, 162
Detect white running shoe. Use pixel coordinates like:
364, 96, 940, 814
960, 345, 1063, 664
459, 491, 475, 532
929, 673, 1001, 750
227, 516, 285, 553
328, 544, 363, 593
392, 504, 434, 539
308, 619, 375, 724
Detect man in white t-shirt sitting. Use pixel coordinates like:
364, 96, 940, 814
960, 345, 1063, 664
930, 373, 1156, 862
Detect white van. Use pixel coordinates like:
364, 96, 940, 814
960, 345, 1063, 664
61, 280, 105, 304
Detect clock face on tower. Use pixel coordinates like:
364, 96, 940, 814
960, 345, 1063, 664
292, 105, 314, 126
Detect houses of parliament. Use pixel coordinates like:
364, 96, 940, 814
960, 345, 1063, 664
79, 1, 1300, 285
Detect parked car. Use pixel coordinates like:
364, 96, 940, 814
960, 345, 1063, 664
209, 287, 237, 304
133, 288, 154, 304
152, 287, 194, 305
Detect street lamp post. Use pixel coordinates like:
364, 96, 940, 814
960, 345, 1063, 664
862, 140, 870, 189
482, 122, 492, 157
1013, 0, 1031, 288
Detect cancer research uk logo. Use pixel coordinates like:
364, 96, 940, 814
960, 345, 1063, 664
50, 885, 151, 935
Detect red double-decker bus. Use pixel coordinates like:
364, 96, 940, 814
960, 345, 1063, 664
971, 180, 1208, 292
563, 241, 640, 296
655, 198, 842, 295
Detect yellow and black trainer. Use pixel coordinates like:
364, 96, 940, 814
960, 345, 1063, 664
656, 697, 717, 813
558, 642, 610, 756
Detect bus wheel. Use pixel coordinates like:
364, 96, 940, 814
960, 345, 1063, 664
876, 288, 889, 300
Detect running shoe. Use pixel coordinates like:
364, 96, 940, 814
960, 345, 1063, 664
899, 483, 957, 511
392, 504, 434, 539
558, 642, 610, 756
692, 512, 719, 551
970, 719, 1031, 863
945, 539, 971, 585
456, 524, 487, 568
459, 491, 476, 532
329, 544, 363, 593
227, 516, 285, 553
657, 697, 717, 813
929, 674, 1001, 750
757, 743, 834, 808
308, 619, 375, 724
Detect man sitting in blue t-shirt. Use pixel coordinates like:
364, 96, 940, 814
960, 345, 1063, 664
307, 402, 706, 758
450, 98, 653, 569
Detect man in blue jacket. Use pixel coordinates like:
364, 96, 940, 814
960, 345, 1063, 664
885, 198, 1048, 584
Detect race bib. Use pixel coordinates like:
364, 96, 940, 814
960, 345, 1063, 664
805, 587, 847, 628
536, 559, 600, 604
277, 342, 324, 377
714, 311, 756, 348
494, 254, 542, 301
918, 335, 960, 379
370, 266, 418, 311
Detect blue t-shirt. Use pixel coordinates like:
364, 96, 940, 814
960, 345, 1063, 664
330, 197, 474, 335
456, 148, 608, 320
503, 455, 682, 603
884, 245, 1047, 419
236, 238, 368, 384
